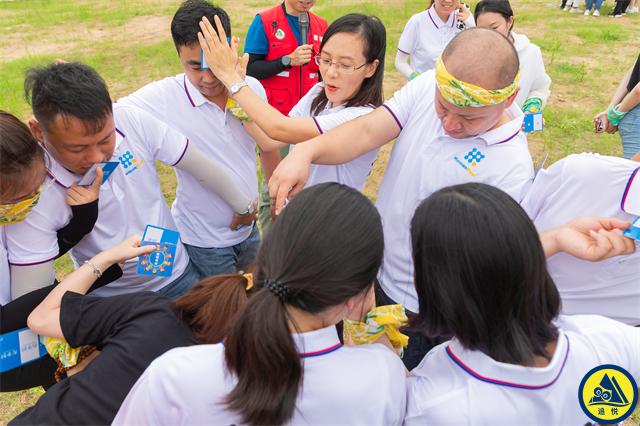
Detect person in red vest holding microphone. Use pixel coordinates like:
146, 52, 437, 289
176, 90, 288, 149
245, 0, 328, 232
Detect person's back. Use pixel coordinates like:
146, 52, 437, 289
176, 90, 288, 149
406, 314, 640, 425
115, 183, 407, 425
522, 153, 640, 325
121, 329, 405, 425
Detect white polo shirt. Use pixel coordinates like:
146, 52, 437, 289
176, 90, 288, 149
397, 7, 475, 73
289, 82, 378, 190
377, 71, 534, 313
114, 325, 407, 425
119, 74, 264, 248
522, 153, 640, 325
5, 103, 190, 296
0, 229, 9, 305
405, 314, 640, 425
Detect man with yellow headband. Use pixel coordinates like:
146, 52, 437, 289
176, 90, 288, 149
268, 27, 534, 369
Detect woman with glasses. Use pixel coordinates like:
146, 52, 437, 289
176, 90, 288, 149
198, 13, 385, 191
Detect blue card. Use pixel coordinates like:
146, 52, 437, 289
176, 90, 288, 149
77, 161, 120, 186
137, 225, 180, 277
0, 328, 48, 373
623, 217, 640, 241
523, 112, 544, 133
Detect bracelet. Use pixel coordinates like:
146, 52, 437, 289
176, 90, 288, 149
606, 104, 627, 127
83, 260, 103, 278
522, 97, 542, 113
408, 71, 420, 81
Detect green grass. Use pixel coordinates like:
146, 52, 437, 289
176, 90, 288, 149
1, 0, 640, 423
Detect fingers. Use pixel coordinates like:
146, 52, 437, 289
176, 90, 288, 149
214, 15, 228, 46
594, 217, 632, 232
91, 166, 104, 191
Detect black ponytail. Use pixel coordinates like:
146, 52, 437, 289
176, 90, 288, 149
224, 183, 384, 425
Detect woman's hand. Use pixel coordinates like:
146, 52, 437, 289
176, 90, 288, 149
593, 111, 617, 134
198, 15, 242, 88
97, 235, 156, 267
543, 217, 635, 261
457, 3, 472, 22
67, 167, 103, 206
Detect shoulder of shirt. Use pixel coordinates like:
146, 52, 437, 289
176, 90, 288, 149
410, 10, 430, 22
150, 344, 224, 379
556, 314, 636, 337
551, 153, 634, 183
340, 343, 406, 370
245, 76, 265, 93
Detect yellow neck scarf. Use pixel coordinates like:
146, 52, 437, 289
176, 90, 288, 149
435, 55, 520, 108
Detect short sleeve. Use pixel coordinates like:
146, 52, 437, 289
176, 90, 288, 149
244, 15, 269, 55
479, 145, 534, 203
5, 186, 66, 266
118, 104, 189, 167
314, 106, 373, 134
398, 15, 418, 55
383, 72, 432, 130
246, 76, 267, 101
60, 291, 165, 347
118, 80, 169, 122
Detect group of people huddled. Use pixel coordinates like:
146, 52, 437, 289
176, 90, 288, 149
0, 0, 638, 424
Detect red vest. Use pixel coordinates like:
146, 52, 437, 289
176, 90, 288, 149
259, 5, 328, 115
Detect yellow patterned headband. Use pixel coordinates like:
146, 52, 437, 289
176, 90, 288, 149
435, 56, 520, 108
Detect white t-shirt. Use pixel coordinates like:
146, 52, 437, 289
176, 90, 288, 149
406, 314, 640, 425
397, 7, 475, 73
513, 32, 551, 108
522, 153, 640, 325
119, 74, 264, 248
377, 71, 534, 313
0, 228, 10, 305
114, 325, 407, 425
5, 104, 190, 296
289, 82, 378, 190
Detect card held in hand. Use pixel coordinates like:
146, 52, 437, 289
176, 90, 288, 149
137, 225, 180, 277
523, 112, 543, 133
623, 216, 640, 241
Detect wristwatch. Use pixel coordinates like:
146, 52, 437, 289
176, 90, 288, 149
239, 200, 256, 216
229, 81, 248, 96
281, 55, 292, 69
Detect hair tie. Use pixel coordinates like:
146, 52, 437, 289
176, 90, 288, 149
264, 279, 289, 302
239, 271, 254, 291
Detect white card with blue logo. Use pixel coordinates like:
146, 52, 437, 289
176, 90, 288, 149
137, 225, 180, 277
77, 161, 120, 186
621, 169, 640, 216
523, 112, 543, 133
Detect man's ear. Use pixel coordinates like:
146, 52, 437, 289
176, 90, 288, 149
28, 118, 45, 144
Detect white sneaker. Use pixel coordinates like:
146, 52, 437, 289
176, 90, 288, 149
584, 9, 590, 14
570, 7, 583, 12
632, 6, 639, 12
564, 5, 572, 10
593, 9, 600, 15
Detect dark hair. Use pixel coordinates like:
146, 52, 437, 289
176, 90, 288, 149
175, 274, 253, 344
171, 0, 231, 50
410, 183, 560, 365
224, 183, 384, 425
0, 111, 45, 197
24, 62, 112, 134
474, 0, 514, 24
311, 14, 386, 116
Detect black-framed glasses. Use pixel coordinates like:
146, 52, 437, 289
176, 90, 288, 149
314, 55, 368, 74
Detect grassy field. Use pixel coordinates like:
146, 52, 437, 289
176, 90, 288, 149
1, 0, 639, 423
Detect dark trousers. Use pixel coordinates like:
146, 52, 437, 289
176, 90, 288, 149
374, 283, 442, 371
612, 0, 630, 14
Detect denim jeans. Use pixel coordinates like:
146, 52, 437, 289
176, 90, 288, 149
184, 224, 261, 279
619, 105, 640, 159
585, 0, 603, 10
374, 282, 443, 371
156, 260, 200, 299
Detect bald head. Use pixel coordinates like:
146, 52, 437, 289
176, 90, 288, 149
442, 27, 519, 90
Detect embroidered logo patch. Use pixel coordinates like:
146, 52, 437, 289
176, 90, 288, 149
454, 148, 485, 177
275, 28, 286, 40
118, 150, 144, 176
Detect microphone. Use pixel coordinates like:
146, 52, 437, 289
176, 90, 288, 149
299, 12, 309, 46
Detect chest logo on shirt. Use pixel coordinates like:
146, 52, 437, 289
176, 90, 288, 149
118, 150, 145, 176
275, 28, 286, 40
578, 364, 638, 424
453, 148, 485, 177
